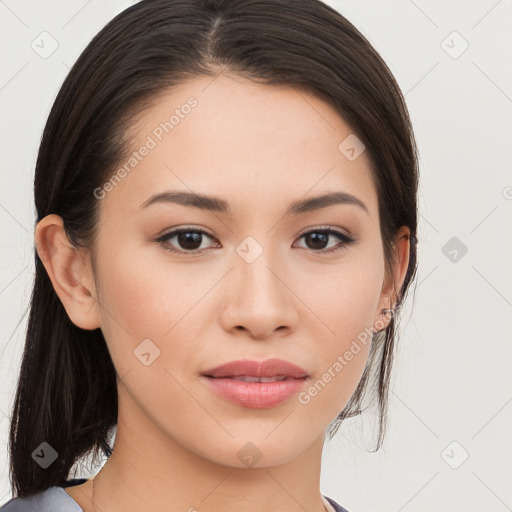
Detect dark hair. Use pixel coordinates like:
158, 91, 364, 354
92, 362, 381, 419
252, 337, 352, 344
7, 0, 419, 498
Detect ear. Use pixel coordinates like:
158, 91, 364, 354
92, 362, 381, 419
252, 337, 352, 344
373, 225, 411, 332
35, 214, 101, 330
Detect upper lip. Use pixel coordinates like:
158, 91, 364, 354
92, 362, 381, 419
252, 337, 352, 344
202, 358, 309, 379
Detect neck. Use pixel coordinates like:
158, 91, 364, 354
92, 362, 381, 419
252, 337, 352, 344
72, 384, 333, 512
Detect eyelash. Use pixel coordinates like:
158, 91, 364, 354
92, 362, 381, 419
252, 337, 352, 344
155, 226, 356, 256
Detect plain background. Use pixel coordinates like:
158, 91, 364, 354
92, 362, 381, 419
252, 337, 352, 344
1, 1, 511, 511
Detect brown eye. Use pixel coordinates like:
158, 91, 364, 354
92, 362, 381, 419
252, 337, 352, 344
295, 228, 356, 253
156, 228, 219, 254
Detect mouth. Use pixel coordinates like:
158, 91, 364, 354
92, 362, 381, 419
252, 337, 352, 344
201, 357, 309, 379
204, 374, 306, 383
200, 358, 310, 408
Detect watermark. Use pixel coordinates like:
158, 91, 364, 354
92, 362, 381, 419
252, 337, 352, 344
31, 31, 59, 59
298, 309, 395, 405
440, 440, 469, 469
133, 338, 161, 366
237, 441, 263, 467
440, 31, 469, 60
236, 236, 264, 264
31, 441, 58, 469
442, 236, 468, 263
93, 96, 198, 200
338, 133, 365, 161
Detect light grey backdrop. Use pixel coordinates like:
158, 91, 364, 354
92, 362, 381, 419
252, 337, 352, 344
1, 1, 511, 511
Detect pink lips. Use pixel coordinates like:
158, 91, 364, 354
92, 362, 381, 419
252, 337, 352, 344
201, 358, 309, 408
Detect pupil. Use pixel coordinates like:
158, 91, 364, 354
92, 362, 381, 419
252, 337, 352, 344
307, 232, 327, 250
178, 232, 202, 250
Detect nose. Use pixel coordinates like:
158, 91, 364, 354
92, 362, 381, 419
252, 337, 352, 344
219, 243, 300, 340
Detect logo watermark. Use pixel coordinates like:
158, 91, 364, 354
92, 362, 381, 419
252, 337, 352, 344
93, 96, 198, 200
298, 309, 395, 405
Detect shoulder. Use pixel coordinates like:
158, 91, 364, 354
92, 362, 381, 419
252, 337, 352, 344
0, 486, 83, 512
323, 494, 352, 512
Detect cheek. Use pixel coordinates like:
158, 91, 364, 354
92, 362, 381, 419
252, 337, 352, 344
296, 252, 383, 414
97, 242, 181, 331
94, 244, 215, 369
97, 261, 164, 339
298, 305, 373, 424
302, 248, 384, 338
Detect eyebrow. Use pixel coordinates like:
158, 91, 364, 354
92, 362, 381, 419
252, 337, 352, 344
138, 190, 369, 216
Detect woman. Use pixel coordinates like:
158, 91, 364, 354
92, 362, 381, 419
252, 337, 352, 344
1, 0, 419, 510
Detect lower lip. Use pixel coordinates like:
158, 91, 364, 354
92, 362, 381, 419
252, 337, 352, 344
201, 376, 308, 408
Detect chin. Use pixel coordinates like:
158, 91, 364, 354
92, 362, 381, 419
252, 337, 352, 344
193, 430, 317, 470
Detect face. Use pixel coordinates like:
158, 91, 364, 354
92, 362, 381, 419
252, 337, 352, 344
82, 73, 396, 468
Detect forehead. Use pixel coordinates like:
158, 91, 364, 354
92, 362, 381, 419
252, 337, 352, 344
100, 73, 378, 220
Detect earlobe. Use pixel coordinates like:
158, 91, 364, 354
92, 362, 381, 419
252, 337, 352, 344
35, 214, 101, 330
373, 226, 411, 332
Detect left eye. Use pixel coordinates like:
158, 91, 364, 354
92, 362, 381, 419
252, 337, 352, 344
156, 227, 356, 255
294, 228, 356, 253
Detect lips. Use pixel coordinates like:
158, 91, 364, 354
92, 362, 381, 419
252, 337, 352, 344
200, 358, 309, 408
227, 375, 289, 383
201, 358, 309, 380
201, 358, 309, 408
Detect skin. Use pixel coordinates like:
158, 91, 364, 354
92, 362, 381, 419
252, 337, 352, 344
35, 73, 410, 512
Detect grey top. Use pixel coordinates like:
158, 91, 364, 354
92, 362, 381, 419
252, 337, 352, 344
0, 487, 82, 512
0, 483, 349, 512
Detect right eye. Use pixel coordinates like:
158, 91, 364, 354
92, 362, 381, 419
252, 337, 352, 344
155, 227, 221, 255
